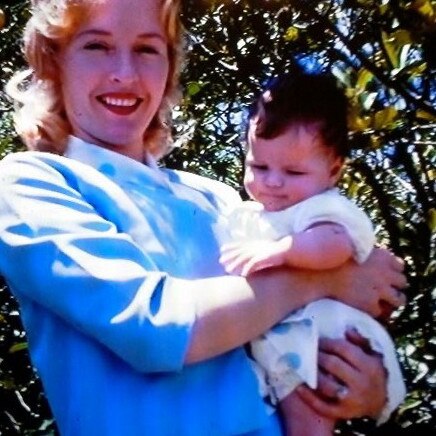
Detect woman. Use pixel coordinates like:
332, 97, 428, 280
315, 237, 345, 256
0, 0, 406, 434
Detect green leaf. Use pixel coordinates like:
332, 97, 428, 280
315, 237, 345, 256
382, 31, 399, 68
186, 81, 202, 96
411, 0, 435, 18
284, 26, 299, 42
9, 342, 28, 353
373, 106, 398, 129
416, 109, 436, 121
428, 208, 436, 232
355, 68, 373, 91
382, 30, 413, 69
391, 30, 414, 47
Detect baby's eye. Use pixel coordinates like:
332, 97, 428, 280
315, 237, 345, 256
83, 41, 110, 51
286, 170, 305, 176
251, 164, 268, 171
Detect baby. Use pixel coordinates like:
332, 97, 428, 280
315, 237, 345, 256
221, 71, 406, 435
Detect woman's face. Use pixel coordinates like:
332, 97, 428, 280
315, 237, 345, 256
57, 0, 169, 160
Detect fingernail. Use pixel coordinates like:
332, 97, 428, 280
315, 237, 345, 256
335, 386, 349, 400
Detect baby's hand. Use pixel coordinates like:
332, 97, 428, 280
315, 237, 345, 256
220, 237, 292, 276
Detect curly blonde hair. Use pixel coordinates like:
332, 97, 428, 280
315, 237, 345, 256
6, 0, 183, 158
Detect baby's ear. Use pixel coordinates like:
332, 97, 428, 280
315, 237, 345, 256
329, 157, 344, 182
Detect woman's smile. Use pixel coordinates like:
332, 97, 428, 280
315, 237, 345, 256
97, 93, 143, 116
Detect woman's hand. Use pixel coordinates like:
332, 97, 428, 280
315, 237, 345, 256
327, 247, 407, 318
296, 329, 388, 420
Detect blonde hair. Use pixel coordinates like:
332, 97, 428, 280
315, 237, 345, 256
6, 0, 183, 157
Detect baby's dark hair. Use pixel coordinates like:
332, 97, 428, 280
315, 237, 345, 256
248, 71, 350, 158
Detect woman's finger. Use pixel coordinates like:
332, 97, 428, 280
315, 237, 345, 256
315, 369, 346, 400
296, 385, 343, 419
319, 337, 367, 370
344, 328, 385, 356
380, 286, 406, 310
390, 253, 405, 272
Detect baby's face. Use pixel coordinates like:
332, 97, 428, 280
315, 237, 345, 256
244, 122, 343, 212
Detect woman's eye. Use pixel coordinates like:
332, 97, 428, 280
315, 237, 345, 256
83, 42, 109, 51
136, 45, 160, 55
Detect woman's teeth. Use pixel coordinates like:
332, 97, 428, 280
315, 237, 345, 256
102, 97, 137, 107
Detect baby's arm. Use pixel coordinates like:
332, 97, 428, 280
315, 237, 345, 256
281, 223, 353, 269
220, 222, 353, 276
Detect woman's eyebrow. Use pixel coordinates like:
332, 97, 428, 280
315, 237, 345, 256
75, 29, 165, 41
75, 29, 111, 38
137, 33, 166, 41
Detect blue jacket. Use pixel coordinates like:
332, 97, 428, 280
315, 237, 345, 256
0, 137, 281, 435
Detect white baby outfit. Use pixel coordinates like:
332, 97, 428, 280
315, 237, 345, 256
227, 188, 406, 424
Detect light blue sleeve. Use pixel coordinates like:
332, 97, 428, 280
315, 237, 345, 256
0, 152, 196, 373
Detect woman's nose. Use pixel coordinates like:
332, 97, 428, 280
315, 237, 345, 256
110, 52, 137, 84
